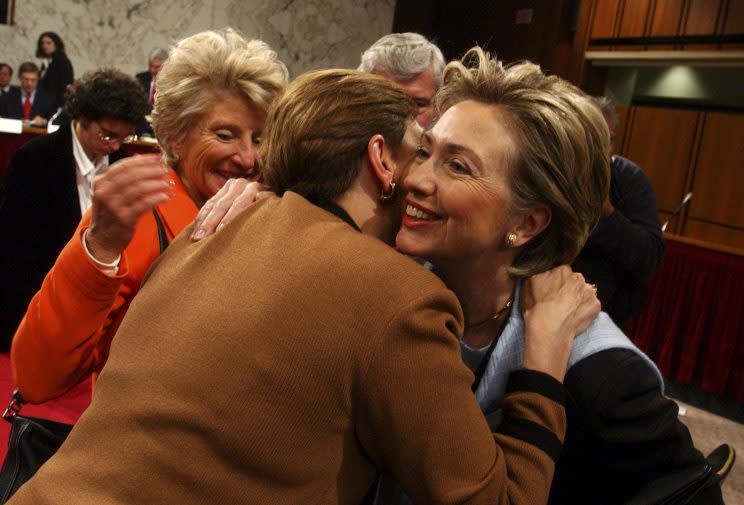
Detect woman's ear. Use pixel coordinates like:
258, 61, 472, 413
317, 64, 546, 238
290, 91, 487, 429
170, 142, 182, 163
366, 134, 395, 189
512, 205, 551, 247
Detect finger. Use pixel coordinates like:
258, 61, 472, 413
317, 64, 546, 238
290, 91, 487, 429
192, 182, 232, 232
191, 179, 248, 240
107, 177, 174, 207
219, 190, 256, 226
95, 188, 173, 230
93, 162, 170, 200
120, 191, 173, 223
571, 295, 601, 335
95, 154, 167, 185
94, 180, 174, 224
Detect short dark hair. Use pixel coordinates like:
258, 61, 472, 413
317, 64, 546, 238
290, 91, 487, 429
0, 63, 12, 76
64, 67, 150, 124
17, 62, 39, 76
36, 32, 66, 58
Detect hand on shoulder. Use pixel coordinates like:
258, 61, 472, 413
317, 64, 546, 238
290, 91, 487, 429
521, 266, 601, 382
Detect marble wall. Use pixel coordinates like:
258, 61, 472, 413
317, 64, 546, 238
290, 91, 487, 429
0, 0, 395, 81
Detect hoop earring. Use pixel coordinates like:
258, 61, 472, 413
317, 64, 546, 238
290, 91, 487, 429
380, 181, 396, 201
505, 232, 517, 248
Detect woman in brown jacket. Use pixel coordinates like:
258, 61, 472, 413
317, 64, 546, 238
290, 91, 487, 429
8, 69, 598, 505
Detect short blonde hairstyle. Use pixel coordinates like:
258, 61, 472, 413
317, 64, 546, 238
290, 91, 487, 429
152, 29, 289, 165
437, 47, 610, 277
261, 69, 415, 201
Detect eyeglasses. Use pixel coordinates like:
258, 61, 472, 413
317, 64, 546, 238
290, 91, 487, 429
95, 123, 136, 144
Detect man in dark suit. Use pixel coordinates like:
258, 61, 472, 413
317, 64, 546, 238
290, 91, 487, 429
0, 63, 16, 97
572, 97, 664, 329
135, 48, 168, 103
0, 68, 150, 351
0, 62, 56, 124
134, 48, 167, 136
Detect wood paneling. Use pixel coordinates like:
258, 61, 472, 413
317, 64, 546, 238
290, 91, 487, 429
723, 0, 744, 32
618, 0, 653, 37
392, 0, 439, 37
683, 0, 722, 34
648, 0, 686, 36
722, 0, 744, 48
688, 111, 744, 228
622, 107, 700, 214
682, 0, 722, 49
591, 0, 623, 40
683, 219, 744, 249
648, 0, 685, 49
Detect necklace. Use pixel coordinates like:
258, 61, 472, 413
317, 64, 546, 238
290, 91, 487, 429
465, 297, 513, 329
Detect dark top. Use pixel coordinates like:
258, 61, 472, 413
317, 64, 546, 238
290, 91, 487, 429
39, 52, 74, 111
0, 85, 19, 98
135, 70, 153, 95
573, 155, 664, 328
0, 87, 57, 121
133, 71, 154, 137
549, 348, 722, 505
0, 123, 127, 350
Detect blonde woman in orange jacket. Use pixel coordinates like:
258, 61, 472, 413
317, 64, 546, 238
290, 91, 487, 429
10, 29, 288, 403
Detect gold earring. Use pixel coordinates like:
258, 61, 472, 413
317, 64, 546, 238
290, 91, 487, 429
505, 232, 517, 248
380, 181, 396, 201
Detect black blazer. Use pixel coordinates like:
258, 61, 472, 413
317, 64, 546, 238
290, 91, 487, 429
549, 349, 723, 505
136, 71, 153, 95
0, 86, 57, 121
134, 71, 154, 136
39, 52, 74, 111
0, 85, 19, 98
0, 123, 127, 350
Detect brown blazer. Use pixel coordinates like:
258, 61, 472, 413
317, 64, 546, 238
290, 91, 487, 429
10, 193, 566, 505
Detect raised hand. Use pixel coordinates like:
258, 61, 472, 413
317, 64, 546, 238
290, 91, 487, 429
86, 154, 174, 263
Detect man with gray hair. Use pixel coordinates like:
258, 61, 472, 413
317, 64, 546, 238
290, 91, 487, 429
136, 47, 168, 105
135, 47, 168, 136
359, 32, 444, 127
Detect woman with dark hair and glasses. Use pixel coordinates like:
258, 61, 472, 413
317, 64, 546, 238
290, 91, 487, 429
36, 31, 74, 110
0, 67, 149, 352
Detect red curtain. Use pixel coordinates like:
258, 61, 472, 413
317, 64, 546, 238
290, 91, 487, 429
627, 239, 744, 402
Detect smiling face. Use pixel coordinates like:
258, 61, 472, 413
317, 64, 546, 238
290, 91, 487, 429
396, 100, 521, 263
40, 36, 56, 56
176, 91, 265, 206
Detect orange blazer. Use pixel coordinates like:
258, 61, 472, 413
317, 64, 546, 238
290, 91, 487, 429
10, 169, 198, 403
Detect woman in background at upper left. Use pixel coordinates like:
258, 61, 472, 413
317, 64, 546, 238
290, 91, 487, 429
36, 31, 74, 111
11, 28, 288, 404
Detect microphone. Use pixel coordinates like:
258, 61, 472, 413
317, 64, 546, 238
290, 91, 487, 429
47, 107, 63, 133
661, 192, 692, 232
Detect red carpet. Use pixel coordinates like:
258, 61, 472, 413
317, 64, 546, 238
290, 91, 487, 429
0, 353, 90, 461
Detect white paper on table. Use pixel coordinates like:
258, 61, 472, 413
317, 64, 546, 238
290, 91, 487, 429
0, 118, 23, 134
